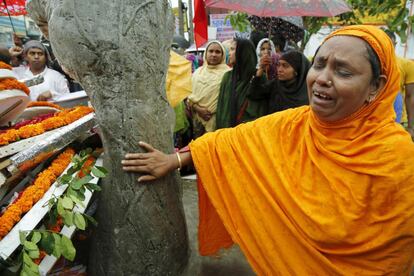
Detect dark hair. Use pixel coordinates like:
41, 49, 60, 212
280, 50, 303, 74
250, 30, 267, 48
364, 42, 381, 85
382, 29, 396, 42
271, 34, 286, 52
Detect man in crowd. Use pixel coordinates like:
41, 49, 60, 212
12, 40, 69, 101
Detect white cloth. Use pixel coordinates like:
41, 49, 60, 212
13, 66, 69, 101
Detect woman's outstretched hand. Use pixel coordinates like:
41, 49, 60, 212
122, 141, 179, 182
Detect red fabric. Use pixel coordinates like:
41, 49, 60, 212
0, 0, 27, 16
193, 0, 208, 48
197, 177, 233, 255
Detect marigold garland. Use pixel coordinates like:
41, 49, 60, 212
0, 62, 13, 70
0, 78, 30, 95
27, 101, 64, 110
0, 148, 75, 240
0, 106, 94, 146
34, 154, 97, 264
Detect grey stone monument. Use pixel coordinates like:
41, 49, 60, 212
27, 0, 189, 274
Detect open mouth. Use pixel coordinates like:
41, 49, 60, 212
313, 90, 333, 101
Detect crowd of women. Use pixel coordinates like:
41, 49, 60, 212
178, 34, 311, 148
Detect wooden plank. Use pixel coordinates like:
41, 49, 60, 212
0, 129, 61, 159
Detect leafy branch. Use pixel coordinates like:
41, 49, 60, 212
19, 148, 107, 276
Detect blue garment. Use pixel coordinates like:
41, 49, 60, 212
393, 92, 403, 123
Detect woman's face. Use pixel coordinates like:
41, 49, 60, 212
307, 36, 383, 122
228, 40, 237, 66
206, 43, 223, 66
277, 60, 296, 81
260, 42, 271, 57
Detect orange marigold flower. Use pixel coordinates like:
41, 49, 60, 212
0, 61, 12, 70
18, 124, 45, 139
0, 78, 30, 95
41, 116, 66, 130
0, 148, 74, 240
78, 156, 96, 178
0, 129, 19, 145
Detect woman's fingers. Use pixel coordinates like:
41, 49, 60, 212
124, 152, 147, 159
138, 175, 157, 182
122, 163, 152, 172
138, 141, 155, 152
121, 158, 149, 166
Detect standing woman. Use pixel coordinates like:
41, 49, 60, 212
255, 38, 278, 80
249, 50, 310, 114
216, 38, 267, 129
123, 26, 414, 275
187, 41, 230, 137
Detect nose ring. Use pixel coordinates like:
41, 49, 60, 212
327, 81, 332, 86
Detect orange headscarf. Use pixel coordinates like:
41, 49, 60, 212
190, 25, 414, 275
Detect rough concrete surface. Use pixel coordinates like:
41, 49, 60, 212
181, 179, 254, 276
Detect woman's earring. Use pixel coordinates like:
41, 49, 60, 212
367, 95, 375, 103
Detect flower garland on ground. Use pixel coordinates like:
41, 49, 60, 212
0, 148, 75, 239
0, 106, 94, 146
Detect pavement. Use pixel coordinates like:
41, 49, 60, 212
180, 177, 254, 276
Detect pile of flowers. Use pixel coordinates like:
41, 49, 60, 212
0, 106, 94, 146
0, 61, 30, 95
0, 148, 75, 239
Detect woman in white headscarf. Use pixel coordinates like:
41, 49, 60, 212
187, 40, 230, 137
256, 38, 279, 80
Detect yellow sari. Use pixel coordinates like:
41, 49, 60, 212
190, 25, 414, 275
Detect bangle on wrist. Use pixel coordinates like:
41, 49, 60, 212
175, 152, 182, 171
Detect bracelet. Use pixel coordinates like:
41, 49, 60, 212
175, 152, 182, 171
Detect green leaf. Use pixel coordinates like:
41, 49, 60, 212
48, 198, 56, 209
58, 174, 72, 185
61, 196, 73, 209
91, 167, 106, 178
86, 183, 101, 192
31, 232, 41, 244
68, 194, 85, 208
24, 241, 38, 251
22, 252, 38, 273
19, 231, 27, 244
28, 248, 40, 259
57, 198, 65, 215
40, 232, 54, 255
83, 214, 98, 226
61, 235, 76, 261
71, 175, 93, 190
74, 213, 86, 230
52, 234, 62, 258
62, 211, 74, 226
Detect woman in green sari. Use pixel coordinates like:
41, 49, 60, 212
216, 38, 267, 129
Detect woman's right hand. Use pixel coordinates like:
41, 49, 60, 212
122, 141, 179, 182
259, 55, 272, 70
256, 55, 272, 77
